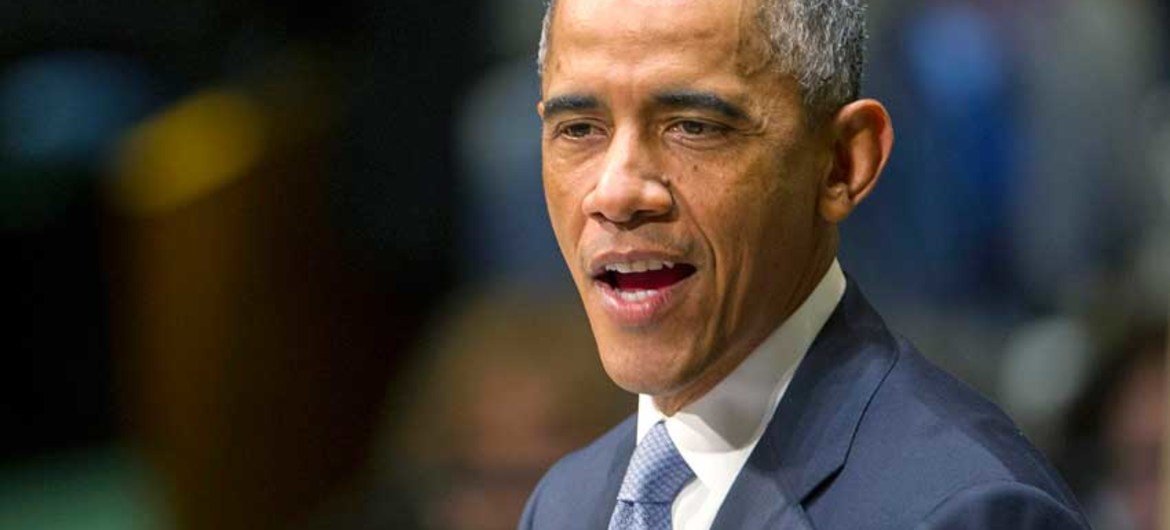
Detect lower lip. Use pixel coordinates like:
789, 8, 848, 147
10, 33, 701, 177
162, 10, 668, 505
592, 273, 694, 327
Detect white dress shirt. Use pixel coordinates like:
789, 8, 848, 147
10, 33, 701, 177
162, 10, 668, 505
633, 260, 846, 530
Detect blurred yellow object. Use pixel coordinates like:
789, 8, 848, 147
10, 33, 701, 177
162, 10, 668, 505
110, 89, 267, 216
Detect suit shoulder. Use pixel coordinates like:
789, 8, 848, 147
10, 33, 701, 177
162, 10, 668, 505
867, 337, 1068, 483
812, 337, 1084, 527
915, 480, 1089, 529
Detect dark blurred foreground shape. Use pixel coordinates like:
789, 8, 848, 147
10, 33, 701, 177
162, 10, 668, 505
3, 0, 478, 527
105, 70, 413, 530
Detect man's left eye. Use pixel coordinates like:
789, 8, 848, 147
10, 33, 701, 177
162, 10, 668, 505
670, 120, 725, 136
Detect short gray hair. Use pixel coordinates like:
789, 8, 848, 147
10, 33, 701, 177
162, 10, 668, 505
536, 0, 867, 119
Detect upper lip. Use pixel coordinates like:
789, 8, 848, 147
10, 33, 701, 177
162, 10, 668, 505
586, 250, 694, 277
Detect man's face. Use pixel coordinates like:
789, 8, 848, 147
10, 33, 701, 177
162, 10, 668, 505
540, 0, 835, 406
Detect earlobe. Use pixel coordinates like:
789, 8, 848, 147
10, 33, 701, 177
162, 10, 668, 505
818, 99, 894, 223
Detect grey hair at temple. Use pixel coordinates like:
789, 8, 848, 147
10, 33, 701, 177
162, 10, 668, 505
535, 0, 868, 120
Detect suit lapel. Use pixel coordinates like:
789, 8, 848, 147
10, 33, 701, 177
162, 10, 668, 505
712, 280, 899, 528
584, 416, 636, 530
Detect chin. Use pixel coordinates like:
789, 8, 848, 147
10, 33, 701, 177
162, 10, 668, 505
594, 336, 694, 396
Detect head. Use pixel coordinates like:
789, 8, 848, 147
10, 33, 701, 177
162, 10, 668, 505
537, 0, 893, 413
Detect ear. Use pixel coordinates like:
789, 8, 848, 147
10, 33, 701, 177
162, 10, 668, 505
818, 99, 894, 223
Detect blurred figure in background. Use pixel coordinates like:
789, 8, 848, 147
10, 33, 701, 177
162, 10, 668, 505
1061, 323, 1167, 530
384, 287, 631, 530
306, 287, 632, 530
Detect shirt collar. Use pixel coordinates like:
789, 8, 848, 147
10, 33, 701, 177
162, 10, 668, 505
635, 259, 846, 497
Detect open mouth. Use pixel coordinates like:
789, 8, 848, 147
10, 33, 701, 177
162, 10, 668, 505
593, 261, 697, 292
590, 259, 697, 324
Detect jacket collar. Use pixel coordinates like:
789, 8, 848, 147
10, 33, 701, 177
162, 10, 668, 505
712, 278, 899, 528
588, 416, 637, 529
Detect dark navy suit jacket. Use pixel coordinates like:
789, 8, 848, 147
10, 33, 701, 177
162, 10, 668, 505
519, 282, 1089, 529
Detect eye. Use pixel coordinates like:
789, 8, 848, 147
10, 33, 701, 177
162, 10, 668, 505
558, 122, 604, 139
665, 119, 732, 149
668, 119, 728, 137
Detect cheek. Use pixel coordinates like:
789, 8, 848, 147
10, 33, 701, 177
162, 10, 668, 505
542, 178, 570, 230
542, 153, 573, 212
542, 163, 592, 253
682, 163, 791, 246
686, 161, 819, 279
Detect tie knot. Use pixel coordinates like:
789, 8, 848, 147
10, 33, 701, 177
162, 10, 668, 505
618, 421, 696, 504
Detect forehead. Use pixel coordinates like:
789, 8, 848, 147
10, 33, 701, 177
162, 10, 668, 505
556, 0, 753, 44
545, 0, 771, 94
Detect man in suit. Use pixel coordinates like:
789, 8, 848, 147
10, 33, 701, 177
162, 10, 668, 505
521, 0, 1090, 528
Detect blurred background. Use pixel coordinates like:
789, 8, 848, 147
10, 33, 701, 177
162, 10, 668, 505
0, 0, 1166, 529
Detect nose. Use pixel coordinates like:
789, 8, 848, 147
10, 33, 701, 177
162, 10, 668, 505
581, 128, 673, 225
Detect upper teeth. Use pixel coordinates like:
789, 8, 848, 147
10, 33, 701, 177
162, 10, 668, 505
605, 260, 674, 273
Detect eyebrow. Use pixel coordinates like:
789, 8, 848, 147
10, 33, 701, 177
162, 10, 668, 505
541, 94, 602, 119
653, 90, 749, 121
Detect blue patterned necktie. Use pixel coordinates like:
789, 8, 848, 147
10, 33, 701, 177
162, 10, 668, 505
608, 421, 697, 530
